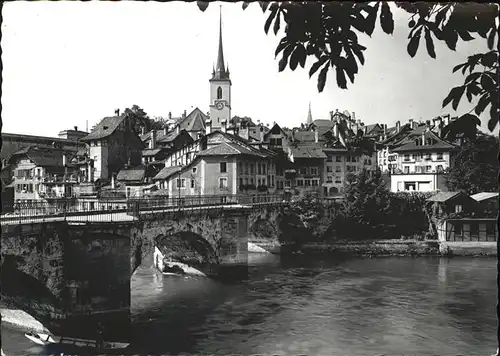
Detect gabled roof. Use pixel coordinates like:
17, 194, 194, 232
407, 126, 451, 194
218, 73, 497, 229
426, 191, 465, 203
142, 148, 163, 157
290, 143, 327, 159
470, 192, 499, 202
116, 166, 146, 182
263, 123, 287, 141
364, 123, 381, 135
392, 130, 456, 152
198, 142, 266, 158
177, 108, 207, 132
9, 146, 77, 167
153, 165, 183, 181
310, 119, 334, 128
81, 115, 126, 141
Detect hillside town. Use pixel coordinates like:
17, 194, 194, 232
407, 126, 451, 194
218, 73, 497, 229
0, 9, 496, 222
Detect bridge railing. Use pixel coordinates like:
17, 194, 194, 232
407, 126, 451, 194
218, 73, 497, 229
0, 194, 287, 224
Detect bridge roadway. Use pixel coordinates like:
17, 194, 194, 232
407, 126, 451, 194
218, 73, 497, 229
0, 201, 284, 226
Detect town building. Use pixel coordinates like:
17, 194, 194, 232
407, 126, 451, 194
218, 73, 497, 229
80, 114, 144, 183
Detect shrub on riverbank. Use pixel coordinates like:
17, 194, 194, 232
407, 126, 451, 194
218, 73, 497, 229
278, 169, 434, 248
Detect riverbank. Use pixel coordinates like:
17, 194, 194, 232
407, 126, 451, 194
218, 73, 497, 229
252, 239, 497, 257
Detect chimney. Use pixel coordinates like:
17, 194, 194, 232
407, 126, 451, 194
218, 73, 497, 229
74, 126, 78, 131
314, 128, 318, 143
383, 124, 387, 136
333, 123, 339, 138
205, 120, 212, 135
115, 109, 120, 116
221, 120, 227, 134
176, 125, 180, 135
409, 118, 413, 129
330, 111, 334, 121
396, 120, 401, 133
141, 126, 145, 135
150, 130, 157, 149
62, 154, 67, 166
422, 131, 426, 146
352, 112, 356, 121
426, 120, 431, 128
164, 126, 168, 135
111, 174, 116, 189
357, 119, 361, 126
183, 110, 187, 119
168, 112, 172, 120
363, 125, 367, 136
260, 125, 264, 142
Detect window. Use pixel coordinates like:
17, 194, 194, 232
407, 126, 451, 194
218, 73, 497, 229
426, 165, 432, 172
425, 153, 431, 161
436, 165, 443, 172
305, 179, 311, 186
454, 223, 462, 237
240, 178, 243, 186
258, 164, 262, 175
336, 166, 341, 173
415, 166, 422, 173
404, 154, 410, 162
470, 223, 479, 236
191, 179, 195, 188
299, 167, 307, 175
437, 152, 443, 160
219, 177, 228, 189
326, 155, 332, 162
192, 167, 197, 174
336, 156, 342, 162
327, 176, 333, 183
245, 163, 249, 174
176, 178, 186, 189
404, 166, 410, 173
327, 166, 332, 173
335, 176, 341, 183
250, 164, 254, 174
455, 204, 462, 213
486, 222, 495, 236
217, 86, 222, 99
263, 164, 267, 174
220, 162, 227, 173
297, 179, 304, 186
312, 179, 319, 186
347, 156, 351, 162
310, 167, 318, 175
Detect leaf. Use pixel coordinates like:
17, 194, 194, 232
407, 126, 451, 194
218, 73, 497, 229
481, 74, 496, 94
309, 57, 327, 78
274, 38, 289, 58
273, 10, 281, 35
365, 2, 380, 37
480, 51, 498, 68
443, 28, 458, 50
197, 1, 209, 12
242, 2, 250, 10
475, 93, 491, 115
488, 104, 499, 131
317, 63, 330, 93
264, 5, 279, 34
297, 44, 307, 68
407, 27, 423, 58
424, 27, 436, 59
465, 72, 481, 84
457, 30, 475, 41
379, 2, 394, 35
352, 44, 366, 65
452, 63, 466, 73
442, 86, 465, 109
487, 27, 496, 50
258, 1, 270, 12
336, 66, 347, 89
278, 45, 294, 72
289, 47, 300, 71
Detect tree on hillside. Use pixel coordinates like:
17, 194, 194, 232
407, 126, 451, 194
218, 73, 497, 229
123, 105, 167, 134
446, 133, 499, 194
197, 2, 499, 132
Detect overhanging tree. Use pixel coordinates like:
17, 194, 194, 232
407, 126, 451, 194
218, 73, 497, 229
198, 2, 499, 132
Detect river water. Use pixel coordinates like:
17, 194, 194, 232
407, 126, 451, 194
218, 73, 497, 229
2, 254, 498, 355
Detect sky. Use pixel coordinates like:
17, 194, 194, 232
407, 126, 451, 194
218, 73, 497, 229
1, 1, 492, 138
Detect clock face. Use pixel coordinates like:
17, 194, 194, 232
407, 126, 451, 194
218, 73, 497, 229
216, 102, 224, 110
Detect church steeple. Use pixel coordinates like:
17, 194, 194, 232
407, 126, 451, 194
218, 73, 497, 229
213, 6, 229, 80
306, 102, 313, 125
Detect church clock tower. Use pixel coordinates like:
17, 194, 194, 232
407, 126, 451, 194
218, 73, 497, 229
209, 7, 231, 130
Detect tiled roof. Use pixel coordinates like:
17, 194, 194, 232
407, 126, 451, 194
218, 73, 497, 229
392, 130, 456, 152
311, 119, 334, 128
364, 124, 381, 135
470, 192, 499, 202
198, 142, 265, 158
426, 191, 463, 203
116, 166, 146, 182
290, 143, 327, 159
178, 108, 207, 132
9, 146, 77, 167
292, 131, 316, 142
81, 115, 125, 141
153, 165, 183, 180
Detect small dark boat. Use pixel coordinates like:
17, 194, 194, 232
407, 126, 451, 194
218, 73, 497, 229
25, 332, 129, 352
